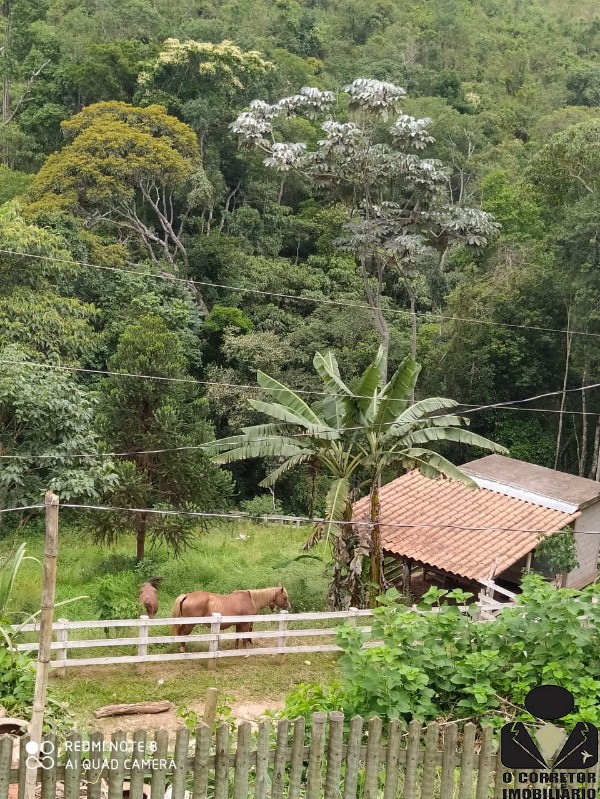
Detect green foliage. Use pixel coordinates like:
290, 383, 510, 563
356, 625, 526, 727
27, 102, 205, 268
239, 494, 284, 519
284, 575, 600, 728
0, 166, 33, 205
93, 573, 140, 623
0, 344, 118, 506
96, 314, 234, 559
533, 531, 579, 580
0, 647, 37, 713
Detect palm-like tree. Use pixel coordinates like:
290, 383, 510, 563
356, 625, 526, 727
208, 348, 507, 607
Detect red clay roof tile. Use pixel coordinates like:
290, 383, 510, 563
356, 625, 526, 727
352, 470, 580, 581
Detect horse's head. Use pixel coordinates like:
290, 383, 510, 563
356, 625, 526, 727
271, 586, 291, 612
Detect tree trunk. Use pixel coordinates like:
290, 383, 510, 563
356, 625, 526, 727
589, 416, 600, 481
368, 481, 384, 608
409, 292, 417, 404
580, 361, 589, 477
360, 255, 389, 383
135, 512, 147, 562
554, 308, 572, 471
1, 0, 10, 165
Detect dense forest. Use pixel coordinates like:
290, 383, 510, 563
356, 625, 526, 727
2, 0, 600, 554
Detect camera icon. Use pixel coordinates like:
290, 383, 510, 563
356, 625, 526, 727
25, 741, 55, 770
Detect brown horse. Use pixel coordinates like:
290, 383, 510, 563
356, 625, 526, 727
171, 586, 291, 652
139, 577, 162, 618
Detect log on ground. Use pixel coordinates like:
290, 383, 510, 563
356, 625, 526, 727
93, 701, 173, 718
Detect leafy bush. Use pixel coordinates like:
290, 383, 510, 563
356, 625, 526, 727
532, 531, 578, 581
283, 574, 600, 729
93, 573, 140, 630
0, 647, 36, 713
239, 494, 284, 520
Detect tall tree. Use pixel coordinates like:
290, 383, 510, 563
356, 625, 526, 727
97, 314, 234, 561
27, 101, 212, 298
208, 347, 506, 607
0, 344, 116, 514
230, 79, 499, 379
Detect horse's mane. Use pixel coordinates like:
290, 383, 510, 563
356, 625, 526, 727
144, 576, 163, 589
248, 586, 281, 612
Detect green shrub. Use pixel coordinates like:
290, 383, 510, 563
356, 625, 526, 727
283, 574, 600, 729
93, 573, 140, 630
239, 494, 284, 520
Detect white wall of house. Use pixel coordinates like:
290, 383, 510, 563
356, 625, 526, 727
565, 502, 600, 588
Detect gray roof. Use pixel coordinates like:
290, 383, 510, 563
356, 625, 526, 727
461, 454, 600, 510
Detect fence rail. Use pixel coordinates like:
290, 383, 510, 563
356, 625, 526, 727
0, 713, 533, 799
11, 591, 515, 672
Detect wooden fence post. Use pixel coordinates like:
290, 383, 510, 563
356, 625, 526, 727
170, 726, 190, 799
56, 618, 68, 677
287, 717, 304, 799
136, 614, 149, 676
277, 609, 288, 662
208, 613, 221, 669
363, 716, 382, 799
324, 712, 344, 799
25, 491, 59, 799
343, 716, 364, 799
203, 688, 219, 730
233, 722, 251, 799
306, 712, 327, 799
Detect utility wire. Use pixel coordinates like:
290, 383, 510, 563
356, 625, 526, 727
2, 357, 600, 408
1, 361, 600, 460
2, 247, 599, 339
59, 503, 599, 535
4, 502, 599, 536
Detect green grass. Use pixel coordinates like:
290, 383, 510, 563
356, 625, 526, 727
0, 519, 337, 723
49, 654, 340, 728
1, 519, 329, 621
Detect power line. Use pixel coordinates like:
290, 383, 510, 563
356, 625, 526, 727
5, 502, 600, 536
57, 503, 600, 536
1, 358, 600, 460
2, 357, 600, 409
0, 401, 596, 461
0, 505, 45, 514
2, 247, 599, 340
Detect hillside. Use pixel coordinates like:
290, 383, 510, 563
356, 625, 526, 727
1, 0, 600, 561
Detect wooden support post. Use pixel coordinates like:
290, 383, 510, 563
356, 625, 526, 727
56, 618, 68, 678
203, 688, 219, 730
136, 614, 149, 676
277, 609, 288, 662
25, 491, 59, 799
208, 613, 221, 669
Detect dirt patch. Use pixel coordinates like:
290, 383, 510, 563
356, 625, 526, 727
93, 698, 285, 737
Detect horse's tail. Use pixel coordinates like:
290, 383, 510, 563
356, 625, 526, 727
171, 594, 187, 636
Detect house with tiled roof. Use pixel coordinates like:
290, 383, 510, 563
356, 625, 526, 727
352, 454, 600, 597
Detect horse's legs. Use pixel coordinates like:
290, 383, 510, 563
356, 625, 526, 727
177, 623, 196, 653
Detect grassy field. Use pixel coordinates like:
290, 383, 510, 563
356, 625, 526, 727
1, 518, 339, 725
2, 518, 329, 620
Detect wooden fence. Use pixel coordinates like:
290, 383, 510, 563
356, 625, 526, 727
12, 592, 515, 673
0, 713, 522, 799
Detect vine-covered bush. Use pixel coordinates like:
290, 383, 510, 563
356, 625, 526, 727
283, 574, 600, 729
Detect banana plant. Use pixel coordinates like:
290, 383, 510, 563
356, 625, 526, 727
208, 347, 507, 607
0, 543, 87, 649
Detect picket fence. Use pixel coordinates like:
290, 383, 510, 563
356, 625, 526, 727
0, 713, 521, 799
12, 588, 516, 673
